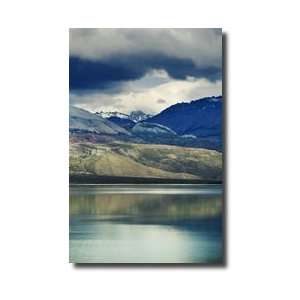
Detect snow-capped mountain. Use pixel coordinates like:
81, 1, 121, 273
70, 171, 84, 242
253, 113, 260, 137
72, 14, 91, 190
149, 96, 222, 137
148, 96, 222, 150
69, 106, 130, 135
129, 110, 153, 122
95, 111, 130, 120
96, 110, 153, 123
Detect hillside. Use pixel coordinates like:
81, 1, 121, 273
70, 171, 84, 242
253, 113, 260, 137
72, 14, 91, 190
106, 116, 136, 130
95, 110, 152, 129
70, 142, 222, 182
69, 106, 130, 135
149, 96, 222, 150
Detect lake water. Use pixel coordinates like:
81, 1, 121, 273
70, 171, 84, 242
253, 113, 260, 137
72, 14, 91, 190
69, 184, 223, 264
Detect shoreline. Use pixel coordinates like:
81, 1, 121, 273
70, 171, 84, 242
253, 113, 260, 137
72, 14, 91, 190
69, 175, 222, 185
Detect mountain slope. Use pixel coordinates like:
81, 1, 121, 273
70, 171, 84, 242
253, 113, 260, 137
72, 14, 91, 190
149, 96, 222, 147
70, 142, 222, 181
95, 110, 152, 130
132, 122, 177, 136
96, 110, 152, 123
69, 106, 130, 135
106, 116, 136, 130
96, 111, 130, 119
129, 110, 153, 122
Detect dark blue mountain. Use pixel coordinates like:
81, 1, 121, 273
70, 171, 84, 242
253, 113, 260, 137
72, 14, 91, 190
106, 116, 136, 130
149, 96, 222, 150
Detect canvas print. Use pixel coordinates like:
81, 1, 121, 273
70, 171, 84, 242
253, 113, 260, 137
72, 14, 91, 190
69, 28, 223, 263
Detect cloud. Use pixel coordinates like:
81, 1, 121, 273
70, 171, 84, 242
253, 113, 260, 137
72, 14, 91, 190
70, 28, 222, 67
69, 54, 221, 91
69, 29, 222, 91
69, 29, 222, 113
69, 56, 142, 90
71, 71, 222, 114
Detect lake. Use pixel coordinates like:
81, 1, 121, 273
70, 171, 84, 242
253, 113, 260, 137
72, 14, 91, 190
69, 184, 223, 264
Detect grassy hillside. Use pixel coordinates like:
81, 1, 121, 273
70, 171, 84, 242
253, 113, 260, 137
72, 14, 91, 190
70, 142, 222, 181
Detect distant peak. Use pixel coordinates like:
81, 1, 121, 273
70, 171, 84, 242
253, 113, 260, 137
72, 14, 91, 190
190, 95, 222, 103
129, 110, 153, 122
94, 110, 153, 123
95, 111, 130, 120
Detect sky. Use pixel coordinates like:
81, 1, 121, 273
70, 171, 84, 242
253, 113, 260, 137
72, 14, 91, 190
69, 28, 222, 114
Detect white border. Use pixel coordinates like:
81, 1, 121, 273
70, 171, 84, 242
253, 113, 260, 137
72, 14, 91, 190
1, 1, 300, 299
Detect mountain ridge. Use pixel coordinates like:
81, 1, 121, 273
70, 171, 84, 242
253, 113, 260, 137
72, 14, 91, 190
71, 96, 223, 151
69, 106, 131, 136
96, 110, 153, 123
70, 142, 222, 181
148, 96, 222, 150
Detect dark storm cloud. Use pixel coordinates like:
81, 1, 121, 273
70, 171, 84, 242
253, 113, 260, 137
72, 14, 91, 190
69, 56, 141, 91
69, 29, 222, 113
69, 53, 221, 91
69, 28, 222, 92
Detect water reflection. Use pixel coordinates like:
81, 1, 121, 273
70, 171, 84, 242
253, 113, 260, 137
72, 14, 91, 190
70, 184, 223, 263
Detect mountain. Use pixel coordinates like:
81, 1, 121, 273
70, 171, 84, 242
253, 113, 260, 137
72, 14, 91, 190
70, 142, 222, 182
70, 99, 222, 151
131, 121, 217, 149
69, 102, 223, 183
132, 122, 177, 136
95, 111, 135, 130
69, 106, 130, 136
131, 122, 181, 146
129, 110, 153, 122
96, 110, 152, 123
149, 96, 222, 150
105, 116, 136, 130
95, 111, 129, 119
95, 110, 152, 130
